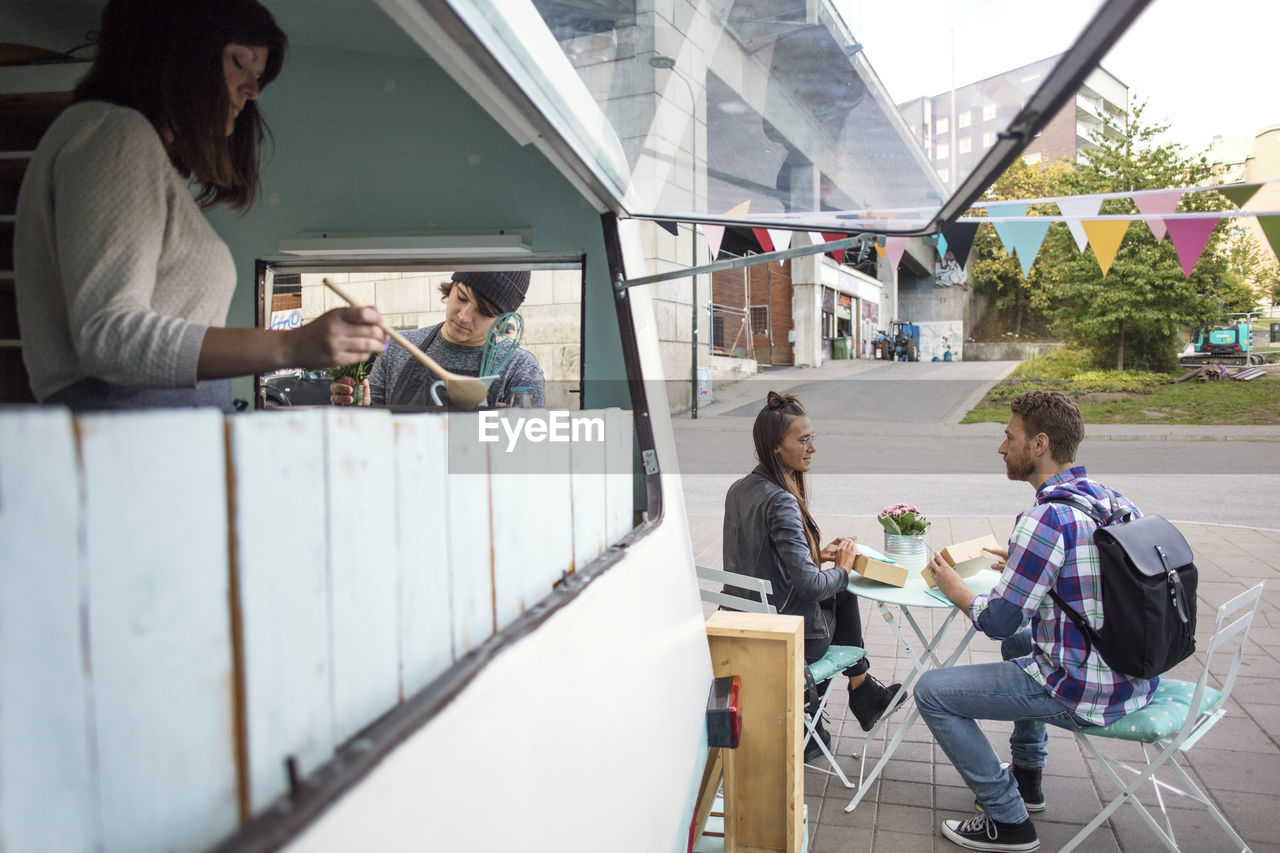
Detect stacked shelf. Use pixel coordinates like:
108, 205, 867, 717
0, 62, 88, 402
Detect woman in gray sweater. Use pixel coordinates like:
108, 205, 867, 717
14, 0, 384, 411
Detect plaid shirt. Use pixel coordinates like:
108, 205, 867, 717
968, 466, 1159, 725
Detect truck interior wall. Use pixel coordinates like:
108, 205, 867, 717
198, 31, 630, 411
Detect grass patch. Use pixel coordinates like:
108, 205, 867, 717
963, 347, 1280, 425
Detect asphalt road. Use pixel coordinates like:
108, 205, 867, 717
673, 360, 1280, 529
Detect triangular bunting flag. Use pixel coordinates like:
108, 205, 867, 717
1056, 194, 1103, 252
1258, 215, 1280, 264
1133, 190, 1182, 242
697, 222, 726, 261
821, 232, 849, 264
886, 235, 908, 270
697, 201, 751, 260
1165, 216, 1221, 278
936, 232, 949, 261
656, 220, 679, 237
985, 202, 1028, 259
1002, 221, 1052, 278
767, 229, 793, 252
941, 222, 980, 269
751, 228, 774, 253
1081, 220, 1131, 275
1218, 183, 1262, 209
874, 243, 886, 258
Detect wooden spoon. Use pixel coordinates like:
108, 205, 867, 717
322, 277, 491, 410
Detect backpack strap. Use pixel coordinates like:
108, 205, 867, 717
1040, 494, 1109, 661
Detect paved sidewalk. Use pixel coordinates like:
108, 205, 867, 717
691, 511, 1280, 853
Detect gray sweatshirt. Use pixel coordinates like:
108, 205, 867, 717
368, 323, 545, 408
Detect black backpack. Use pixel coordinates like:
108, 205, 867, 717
1043, 494, 1197, 679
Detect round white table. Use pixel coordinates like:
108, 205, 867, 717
842, 568, 1002, 812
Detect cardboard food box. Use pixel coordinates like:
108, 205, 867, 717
851, 546, 908, 588
922, 534, 1003, 588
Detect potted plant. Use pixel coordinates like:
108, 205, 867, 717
327, 355, 375, 406
878, 503, 931, 573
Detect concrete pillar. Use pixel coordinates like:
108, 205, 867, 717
790, 253, 823, 367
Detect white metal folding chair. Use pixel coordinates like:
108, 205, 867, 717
1060, 582, 1265, 852
696, 566, 865, 788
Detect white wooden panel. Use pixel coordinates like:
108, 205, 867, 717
570, 409, 609, 572
229, 411, 333, 814
0, 407, 94, 852
604, 408, 635, 545
445, 413, 494, 657
78, 410, 238, 852
489, 410, 573, 631
392, 413, 452, 698
323, 408, 400, 745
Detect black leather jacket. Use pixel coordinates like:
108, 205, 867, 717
722, 467, 848, 640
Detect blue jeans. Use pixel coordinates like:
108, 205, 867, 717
915, 629, 1090, 824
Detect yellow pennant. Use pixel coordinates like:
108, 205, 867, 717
1081, 220, 1132, 275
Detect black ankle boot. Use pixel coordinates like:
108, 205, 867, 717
847, 674, 908, 732
804, 714, 831, 762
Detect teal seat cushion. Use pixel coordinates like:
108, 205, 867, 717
1079, 679, 1224, 743
807, 645, 866, 683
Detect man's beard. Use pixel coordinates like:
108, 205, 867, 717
1004, 449, 1035, 482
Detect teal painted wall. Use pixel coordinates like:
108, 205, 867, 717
202, 31, 627, 405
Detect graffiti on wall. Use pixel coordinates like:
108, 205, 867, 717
934, 260, 968, 287
861, 299, 879, 323
917, 321, 964, 361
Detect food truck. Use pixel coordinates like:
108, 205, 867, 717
0, 0, 1148, 849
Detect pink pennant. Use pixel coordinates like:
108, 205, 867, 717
697, 223, 727, 260
885, 236, 908, 270
697, 201, 751, 260
1165, 216, 1220, 278
1133, 190, 1183, 242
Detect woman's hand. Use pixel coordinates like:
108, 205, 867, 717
983, 546, 1009, 572
820, 536, 856, 563
821, 537, 858, 572
329, 376, 370, 406
288, 307, 385, 369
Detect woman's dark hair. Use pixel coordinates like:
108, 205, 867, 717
437, 280, 501, 318
75, 0, 287, 212
753, 391, 821, 564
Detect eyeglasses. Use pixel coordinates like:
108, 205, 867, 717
796, 433, 817, 449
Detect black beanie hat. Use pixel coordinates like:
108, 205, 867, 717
452, 270, 530, 315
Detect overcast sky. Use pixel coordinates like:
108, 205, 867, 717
837, 0, 1280, 148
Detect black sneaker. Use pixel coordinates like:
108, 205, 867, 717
803, 716, 831, 763
975, 764, 1045, 813
847, 675, 908, 732
941, 812, 1039, 851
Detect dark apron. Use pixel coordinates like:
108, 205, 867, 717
46, 377, 236, 413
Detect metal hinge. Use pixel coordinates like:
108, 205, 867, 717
642, 448, 659, 475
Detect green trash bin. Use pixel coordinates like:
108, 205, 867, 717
832, 336, 850, 360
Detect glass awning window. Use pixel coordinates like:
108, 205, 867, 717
428, 0, 1145, 234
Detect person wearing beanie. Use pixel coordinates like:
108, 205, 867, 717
330, 270, 545, 408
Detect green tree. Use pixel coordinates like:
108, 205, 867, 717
1042, 103, 1257, 370
970, 158, 1073, 336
